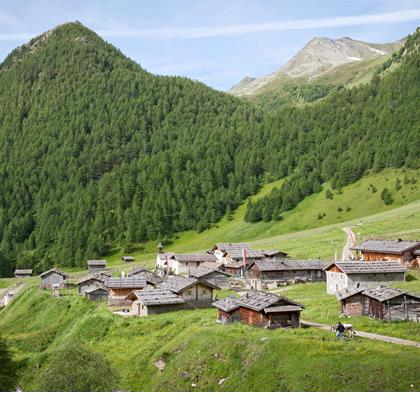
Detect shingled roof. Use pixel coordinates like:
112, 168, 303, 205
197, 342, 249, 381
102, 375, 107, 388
336, 287, 365, 300
14, 269, 33, 275
171, 253, 217, 263
213, 243, 251, 252
76, 274, 106, 285
361, 285, 418, 302
212, 296, 240, 312
87, 259, 107, 266
39, 268, 68, 278
251, 259, 329, 271
237, 291, 304, 312
128, 269, 163, 286
158, 275, 219, 293
351, 239, 420, 255
264, 305, 303, 313
189, 266, 230, 278
106, 277, 147, 289
128, 289, 185, 306
325, 261, 406, 274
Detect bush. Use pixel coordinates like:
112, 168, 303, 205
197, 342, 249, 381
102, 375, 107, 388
381, 188, 394, 205
0, 335, 18, 391
39, 343, 120, 391
395, 178, 402, 191
325, 189, 333, 200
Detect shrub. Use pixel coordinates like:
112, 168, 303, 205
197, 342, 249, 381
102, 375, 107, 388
337, 207, 343, 212
0, 335, 18, 391
325, 189, 333, 200
381, 188, 394, 205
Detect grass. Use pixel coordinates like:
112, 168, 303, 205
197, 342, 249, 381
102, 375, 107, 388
1, 284, 419, 391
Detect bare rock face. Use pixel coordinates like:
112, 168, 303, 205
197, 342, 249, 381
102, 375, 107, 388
229, 36, 402, 96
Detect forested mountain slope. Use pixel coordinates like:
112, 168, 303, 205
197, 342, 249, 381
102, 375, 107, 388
0, 22, 418, 275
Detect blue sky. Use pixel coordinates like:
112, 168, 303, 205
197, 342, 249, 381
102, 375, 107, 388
0, 0, 419, 90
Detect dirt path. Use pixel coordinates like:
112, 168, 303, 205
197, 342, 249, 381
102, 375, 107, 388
341, 227, 356, 261
301, 320, 420, 348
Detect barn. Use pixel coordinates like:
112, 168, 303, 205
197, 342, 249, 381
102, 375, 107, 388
338, 285, 420, 322
127, 266, 163, 285
127, 289, 186, 316
246, 259, 328, 289
351, 239, 420, 265
77, 275, 106, 294
87, 260, 107, 274
85, 287, 108, 301
14, 269, 33, 279
325, 261, 406, 295
157, 275, 219, 308
188, 266, 231, 288
212, 296, 240, 324
40, 268, 68, 289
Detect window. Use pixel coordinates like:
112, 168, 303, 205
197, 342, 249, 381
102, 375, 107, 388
203, 289, 207, 295
187, 290, 192, 295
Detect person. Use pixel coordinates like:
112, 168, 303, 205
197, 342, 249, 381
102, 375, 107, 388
336, 321, 345, 338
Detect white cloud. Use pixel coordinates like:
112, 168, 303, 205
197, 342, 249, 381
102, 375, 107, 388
96, 8, 420, 39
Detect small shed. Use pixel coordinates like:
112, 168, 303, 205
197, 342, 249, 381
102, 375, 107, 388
212, 296, 240, 323
237, 291, 304, 329
87, 260, 107, 274
85, 287, 108, 301
127, 289, 185, 316
14, 269, 33, 279
127, 266, 163, 286
324, 261, 406, 295
188, 266, 231, 288
121, 256, 135, 262
157, 275, 219, 308
338, 285, 420, 322
77, 275, 106, 294
106, 277, 148, 306
40, 268, 68, 289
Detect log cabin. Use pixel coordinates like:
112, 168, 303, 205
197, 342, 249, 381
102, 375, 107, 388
14, 269, 33, 279
338, 285, 420, 322
106, 276, 148, 307
127, 266, 163, 286
350, 239, 420, 265
127, 289, 186, 316
87, 259, 107, 274
77, 274, 106, 294
40, 268, 69, 289
246, 259, 328, 289
213, 291, 304, 329
157, 275, 219, 308
325, 261, 406, 295
188, 266, 231, 288
212, 296, 241, 324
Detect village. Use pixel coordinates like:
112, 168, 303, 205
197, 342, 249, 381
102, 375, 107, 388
2, 238, 420, 332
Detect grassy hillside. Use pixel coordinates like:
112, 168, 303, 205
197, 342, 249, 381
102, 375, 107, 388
0, 285, 419, 391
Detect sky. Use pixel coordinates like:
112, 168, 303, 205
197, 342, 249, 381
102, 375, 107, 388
0, 0, 419, 90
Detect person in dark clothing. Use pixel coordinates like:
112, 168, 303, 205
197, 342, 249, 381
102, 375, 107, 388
336, 321, 345, 338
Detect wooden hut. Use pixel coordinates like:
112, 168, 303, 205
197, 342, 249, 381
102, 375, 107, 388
127, 289, 185, 316
168, 253, 218, 275
157, 275, 219, 308
246, 259, 328, 289
40, 268, 68, 289
14, 269, 33, 279
106, 277, 147, 307
127, 266, 163, 286
351, 239, 420, 265
324, 261, 406, 295
77, 275, 106, 294
212, 296, 240, 324
87, 260, 107, 274
188, 266, 231, 288
338, 285, 420, 322
213, 291, 304, 329
85, 287, 108, 301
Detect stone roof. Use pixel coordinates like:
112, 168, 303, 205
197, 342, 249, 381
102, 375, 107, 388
414, 250, 420, 256
14, 269, 33, 275
127, 266, 149, 276
128, 269, 163, 286
336, 287, 365, 300
252, 259, 329, 271
171, 253, 217, 263
325, 261, 406, 274
85, 287, 108, 295
76, 274, 106, 285
361, 285, 416, 302
130, 289, 185, 306
157, 252, 175, 260
224, 261, 245, 269
237, 291, 304, 312
106, 277, 147, 289
213, 243, 251, 252
188, 266, 230, 278
260, 250, 288, 257
351, 239, 420, 254
158, 275, 218, 293
212, 296, 240, 312
87, 259, 107, 266
264, 305, 303, 313
39, 268, 68, 278
201, 261, 224, 269
121, 256, 135, 261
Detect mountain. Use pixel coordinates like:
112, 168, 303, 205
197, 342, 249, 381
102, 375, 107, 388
0, 22, 418, 275
229, 36, 404, 97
